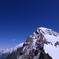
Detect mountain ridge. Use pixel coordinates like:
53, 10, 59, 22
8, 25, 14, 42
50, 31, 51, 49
0, 27, 59, 59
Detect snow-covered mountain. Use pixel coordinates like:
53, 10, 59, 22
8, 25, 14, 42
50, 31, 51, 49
0, 43, 24, 59
0, 27, 59, 59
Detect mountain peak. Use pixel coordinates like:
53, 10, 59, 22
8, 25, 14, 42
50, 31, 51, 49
37, 27, 59, 37
39, 27, 51, 29
30, 27, 59, 40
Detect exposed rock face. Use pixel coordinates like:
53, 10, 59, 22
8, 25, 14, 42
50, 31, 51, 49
39, 51, 52, 59
54, 41, 59, 47
6, 27, 59, 59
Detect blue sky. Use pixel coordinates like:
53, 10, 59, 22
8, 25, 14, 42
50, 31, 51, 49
0, 0, 59, 48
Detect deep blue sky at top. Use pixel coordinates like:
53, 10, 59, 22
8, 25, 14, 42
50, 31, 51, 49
0, 0, 59, 48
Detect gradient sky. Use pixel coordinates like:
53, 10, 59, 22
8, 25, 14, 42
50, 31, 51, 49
0, 0, 59, 48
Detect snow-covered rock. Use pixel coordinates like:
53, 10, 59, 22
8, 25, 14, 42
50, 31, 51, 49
1, 27, 59, 59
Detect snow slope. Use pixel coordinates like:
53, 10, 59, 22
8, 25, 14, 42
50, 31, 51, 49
38, 27, 59, 59
44, 34, 59, 59
30, 27, 59, 59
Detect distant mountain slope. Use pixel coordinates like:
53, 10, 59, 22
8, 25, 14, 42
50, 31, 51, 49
0, 43, 24, 59
0, 27, 59, 59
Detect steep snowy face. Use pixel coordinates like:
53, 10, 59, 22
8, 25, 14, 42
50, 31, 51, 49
35, 27, 59, 59
29, 27, 59, 47
38, 27, 59, 44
